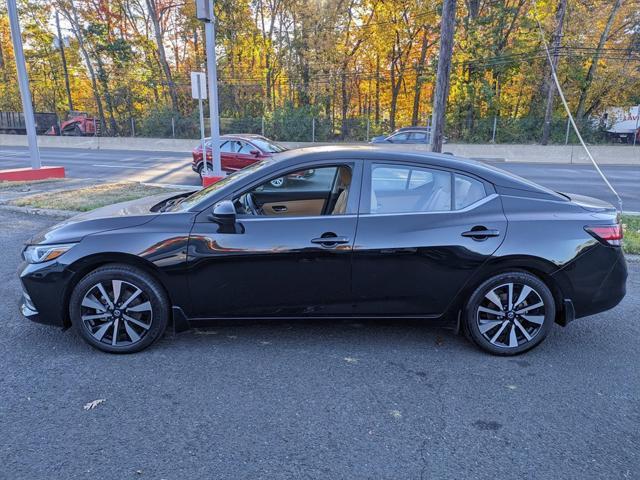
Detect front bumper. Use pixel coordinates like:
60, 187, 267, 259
19, 259, 74, 327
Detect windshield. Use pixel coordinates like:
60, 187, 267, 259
170, 160, 270, 211
250, 138, 287, 153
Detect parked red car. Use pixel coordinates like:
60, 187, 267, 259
192, 134, 286, 175
192, 134, 314, 187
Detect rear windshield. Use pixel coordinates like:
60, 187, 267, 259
477, 162, 565, 199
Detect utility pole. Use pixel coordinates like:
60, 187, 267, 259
430, 0, 456, 153
55, 12, 73, 113
7, 0, 40, 169
540, 0, 567, 145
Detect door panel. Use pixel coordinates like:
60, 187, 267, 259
352, 195, 507, 316
223, 141, 242, 171
187, 160, 363, 318
262, 199, 326, 216
188, 216, 357, 317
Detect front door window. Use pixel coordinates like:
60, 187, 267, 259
234, 165, 352, 217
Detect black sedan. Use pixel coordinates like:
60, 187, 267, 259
19, 146, 627, 355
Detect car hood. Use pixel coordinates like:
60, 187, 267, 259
29, 192, 181, 245
370, 136, 387, 143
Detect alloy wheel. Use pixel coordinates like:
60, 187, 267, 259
80, 279, 153, 347
476, 282, 546, 349
269, 177, 285, 188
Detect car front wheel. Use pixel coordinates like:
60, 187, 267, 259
464, 271, 555, 355
197, 162, 213, 179
69, 264, 169, 353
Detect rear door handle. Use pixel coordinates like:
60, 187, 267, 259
311, 236, 350, 247
272, 205, 287, 212
461, 228, 500, 240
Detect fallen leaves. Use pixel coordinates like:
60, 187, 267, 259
83, 398, 106, 410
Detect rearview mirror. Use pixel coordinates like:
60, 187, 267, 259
210, 200, 236, 225
250, 149, 261, 156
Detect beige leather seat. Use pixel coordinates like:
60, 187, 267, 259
332, 168, 352, 215
419, 174, 451, 211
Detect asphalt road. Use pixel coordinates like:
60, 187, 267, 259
1, 146, 639, 211
1, 210, 638, 479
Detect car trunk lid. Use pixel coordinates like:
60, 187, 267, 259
560, 192, 618, 213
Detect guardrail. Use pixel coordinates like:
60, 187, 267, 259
1, 134, 639, 164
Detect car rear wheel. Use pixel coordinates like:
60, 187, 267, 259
464, 271, 555, 355
69, 264, 169, 353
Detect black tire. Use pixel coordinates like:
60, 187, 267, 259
69, 264, 169, 353
197, 162, 213, 179
464, 271, 555, 356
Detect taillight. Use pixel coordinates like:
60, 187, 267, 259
585, 224, 623, 246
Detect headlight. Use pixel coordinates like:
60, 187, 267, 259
23, 243, 76, 264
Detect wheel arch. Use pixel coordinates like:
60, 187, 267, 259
450, 255, 568, 329
62, 252, 173, 328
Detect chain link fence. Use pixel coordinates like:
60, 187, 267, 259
446, 116, 612, 145
24, 107, 631, 145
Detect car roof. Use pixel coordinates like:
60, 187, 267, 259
272, 145, 562, 198
389, 130, 429, 135
395, 126, 431, 132
204, 134, 268, 142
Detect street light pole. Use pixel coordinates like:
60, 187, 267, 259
633, 104, 640, 148
204, 0, 221, 177
7, 0, 41, 169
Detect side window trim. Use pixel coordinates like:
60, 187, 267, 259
360, 161, 491, 215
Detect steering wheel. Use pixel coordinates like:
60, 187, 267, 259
244, 192, 261, 215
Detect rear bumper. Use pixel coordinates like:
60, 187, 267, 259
552, 244, 627, 320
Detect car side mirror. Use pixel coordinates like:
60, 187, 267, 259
250, 149, 260, 156
210, 200, 236, 225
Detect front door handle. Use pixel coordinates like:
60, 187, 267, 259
311, 235, 350, 247
272, 205, 288, 212
461, 228, 500, 240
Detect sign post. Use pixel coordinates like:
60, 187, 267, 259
196, 0, 222, 185
191, 72, 208, 177
7, 0, 40, 169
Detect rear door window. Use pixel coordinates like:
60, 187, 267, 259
370, 164, 451, 213
454, 174, 486, 209
368, 164, 487, 214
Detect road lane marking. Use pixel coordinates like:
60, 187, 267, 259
0, 152, 22, 158
92, 164, 149, 169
